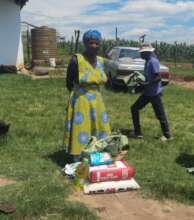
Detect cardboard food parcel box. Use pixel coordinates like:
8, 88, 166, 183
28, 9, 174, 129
89, 160, 134, 183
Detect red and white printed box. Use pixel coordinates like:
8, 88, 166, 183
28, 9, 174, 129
89, 160, 135, 183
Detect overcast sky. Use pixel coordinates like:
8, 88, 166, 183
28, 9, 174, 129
22, 0, 194, 44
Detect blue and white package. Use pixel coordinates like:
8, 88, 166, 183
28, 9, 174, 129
90, 152, 112, 166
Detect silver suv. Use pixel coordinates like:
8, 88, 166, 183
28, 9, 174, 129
104, 46, 170, 87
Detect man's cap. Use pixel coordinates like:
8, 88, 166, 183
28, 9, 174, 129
139, 43, 155, 53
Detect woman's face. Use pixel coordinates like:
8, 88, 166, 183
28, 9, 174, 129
85, 39, 100, 56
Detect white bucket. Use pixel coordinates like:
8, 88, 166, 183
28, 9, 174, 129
49, 58, 56, 67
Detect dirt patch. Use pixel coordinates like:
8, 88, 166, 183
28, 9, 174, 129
168, 72, 194, 90
0, 177, 16, 187
70, 191, 194, 220
172, 81, 194, 90
170, 73, 194, 82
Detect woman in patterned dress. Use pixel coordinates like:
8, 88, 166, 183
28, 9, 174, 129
64, 30, 111, 162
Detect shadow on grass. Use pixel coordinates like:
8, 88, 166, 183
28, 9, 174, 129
117, 128, 131, 135
105, 84, 128, 93
176, 153, 194, 168
45, 149, 72, 168
112, 128, 135, 138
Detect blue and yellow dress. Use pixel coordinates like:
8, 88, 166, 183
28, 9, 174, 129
64, 54, 111, 155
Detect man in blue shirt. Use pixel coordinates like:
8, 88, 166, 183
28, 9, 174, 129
130, 44, 171, 141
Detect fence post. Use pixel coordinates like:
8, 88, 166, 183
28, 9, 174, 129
70, 36, 74, 55
174, 41, 177, 67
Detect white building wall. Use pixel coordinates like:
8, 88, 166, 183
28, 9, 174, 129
0, 0, 23, 67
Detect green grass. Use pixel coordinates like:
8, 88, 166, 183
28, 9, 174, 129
169, 66, 194, 77
0, 74, 98, 220
0, 74, 194, 219
104, 85, 194, 203
162, 61, 194, 77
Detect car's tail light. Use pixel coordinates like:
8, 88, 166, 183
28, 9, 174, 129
160, 72, 170, 86
160, 72, 170, 79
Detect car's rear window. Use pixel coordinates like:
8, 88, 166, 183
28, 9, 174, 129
119, 49, 140, 59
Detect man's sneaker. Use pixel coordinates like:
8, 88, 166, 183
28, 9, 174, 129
128, 131, 143, 139
135, 134, 144, 139
160, 136, 173, 142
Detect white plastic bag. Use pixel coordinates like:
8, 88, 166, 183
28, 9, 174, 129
84, 178, 140, 194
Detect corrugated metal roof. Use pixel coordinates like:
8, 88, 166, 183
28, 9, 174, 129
14, 0, 29, 8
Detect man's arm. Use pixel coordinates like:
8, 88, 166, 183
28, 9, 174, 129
148, 74, 161, 85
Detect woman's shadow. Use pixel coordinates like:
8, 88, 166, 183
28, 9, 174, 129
45, 148, 72, 168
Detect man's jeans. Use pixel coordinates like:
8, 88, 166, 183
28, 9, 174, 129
131, 94, 171, 138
